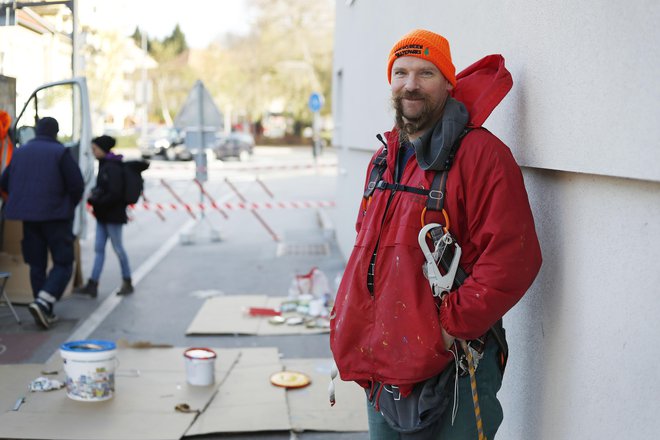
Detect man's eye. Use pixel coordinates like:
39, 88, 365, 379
393, 71, 406, 77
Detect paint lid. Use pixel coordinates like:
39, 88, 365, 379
270, 371, 311, 389
60, 340, 116, 352
184, 348, 217, 360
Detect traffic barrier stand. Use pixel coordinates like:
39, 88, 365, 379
160, 178, 197, 219
224, 177, 281, 242
193, 178, 229, 219
255, 177, 275, 199
137, 191, 166, 221
160, 178, 222, 244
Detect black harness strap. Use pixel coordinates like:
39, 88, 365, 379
375, 180, 430, 195
363, 148, 388, 199
426, 171, 448, 212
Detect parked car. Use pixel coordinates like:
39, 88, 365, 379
139, 127, 192, 161
213, 131, 255, 161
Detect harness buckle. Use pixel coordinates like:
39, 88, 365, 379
428, 189, 444, 200
367, 181, 376, 191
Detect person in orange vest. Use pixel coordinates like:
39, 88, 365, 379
0, 110, 13, 175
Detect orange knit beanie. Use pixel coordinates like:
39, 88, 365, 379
387, 29, 456, 87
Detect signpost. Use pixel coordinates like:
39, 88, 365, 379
174, 80, 224, 243
308, 92, 324, 159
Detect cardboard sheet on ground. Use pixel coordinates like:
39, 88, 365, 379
185, 347, 290, 436
185, 352, 368, 436
0, 347, 240, 440
284, 358, 368, 432
0, 348, 366, 439
186, 295, 330, 335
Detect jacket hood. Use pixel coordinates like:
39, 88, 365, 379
452, 54, 512, 128
398, 54, 513, 171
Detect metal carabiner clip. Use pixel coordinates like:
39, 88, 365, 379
418, 223, 462, 297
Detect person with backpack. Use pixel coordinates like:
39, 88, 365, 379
0, 117, 84, 329
75, 135, 134, 297
329, 30, 543, 439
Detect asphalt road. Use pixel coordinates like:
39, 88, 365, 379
0, 146, 370, 440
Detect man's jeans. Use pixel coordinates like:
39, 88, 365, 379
367, 341, 504, 439
21, 219, 75, 299
91, 222, 131, 281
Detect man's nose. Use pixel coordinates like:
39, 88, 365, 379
404, 74, 420, 91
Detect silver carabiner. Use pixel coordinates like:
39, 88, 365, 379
418, 223, 462, 297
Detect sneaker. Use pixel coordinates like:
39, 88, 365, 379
117, 278, 134, 296
74, 279, 98, 298
29, 302, 59, 329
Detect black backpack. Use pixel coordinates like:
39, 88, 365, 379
123, 160, 149, 204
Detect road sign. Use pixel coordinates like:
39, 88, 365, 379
308, 92, 324, 113
174, 80, 224, 144
174, 80, 223, 183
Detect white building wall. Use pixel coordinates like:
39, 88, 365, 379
331, 1, 660, 438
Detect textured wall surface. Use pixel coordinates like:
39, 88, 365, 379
331, 1, 660, 438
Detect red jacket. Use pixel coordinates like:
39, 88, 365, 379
330, 55, 542, 390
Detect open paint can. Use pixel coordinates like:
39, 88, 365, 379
60, 340, 117, 401
184, 348, 217, 386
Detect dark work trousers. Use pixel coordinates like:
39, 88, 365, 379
21, 219, 75, 299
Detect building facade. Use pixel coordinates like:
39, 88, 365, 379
331, 1, 660, 438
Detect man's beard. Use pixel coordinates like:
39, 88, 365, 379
392, 91, 435, 136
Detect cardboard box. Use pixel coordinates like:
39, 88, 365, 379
1, 219, 22, 255
1, 214, 81, 304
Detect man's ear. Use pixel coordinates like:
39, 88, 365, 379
446, 83, 454, 92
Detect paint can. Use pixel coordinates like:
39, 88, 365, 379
60, 340, 117, 402
184, 348, 217, 386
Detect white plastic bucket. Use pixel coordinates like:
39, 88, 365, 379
60, 340, 117, 402
184, 347, 216, 386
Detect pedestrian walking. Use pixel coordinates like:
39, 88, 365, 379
0, 116, 84, 329
330, 29, 543, 439
75, 135, 134, 297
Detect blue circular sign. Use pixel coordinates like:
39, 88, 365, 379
308, 92, 324, 112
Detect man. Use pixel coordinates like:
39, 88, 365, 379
75, 135, 134, 297
0, 117, 84, 329
330, 30, 542, 439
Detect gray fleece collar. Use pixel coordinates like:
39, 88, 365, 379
411, 97, 469, 171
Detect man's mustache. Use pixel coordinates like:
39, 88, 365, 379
395, 91, 427, 101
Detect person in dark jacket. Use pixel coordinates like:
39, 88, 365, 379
75, 135, 134, 297
0, 117, 84, 329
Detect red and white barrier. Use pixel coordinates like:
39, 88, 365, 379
128, 200, 335, 212
146, 161, 337, 172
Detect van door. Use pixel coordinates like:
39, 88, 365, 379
12, 77, 93, 237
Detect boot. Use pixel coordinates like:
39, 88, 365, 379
117, 278, 134, 296
74, 279, 98, 298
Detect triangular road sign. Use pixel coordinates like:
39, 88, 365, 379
174, 80, 223, 131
